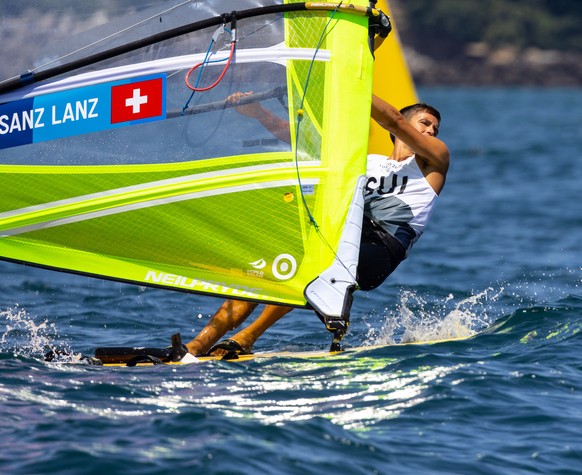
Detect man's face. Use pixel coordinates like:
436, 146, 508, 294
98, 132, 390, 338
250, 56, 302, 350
409, 111, 440, 138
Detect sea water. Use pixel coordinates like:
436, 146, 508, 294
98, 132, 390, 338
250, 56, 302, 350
1, 87, 581, 474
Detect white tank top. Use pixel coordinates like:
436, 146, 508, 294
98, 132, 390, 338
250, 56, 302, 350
364, 154, 438, 253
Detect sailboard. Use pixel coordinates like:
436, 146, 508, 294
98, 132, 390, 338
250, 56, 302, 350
44, 332, 470, 366
1, 0, 417, 350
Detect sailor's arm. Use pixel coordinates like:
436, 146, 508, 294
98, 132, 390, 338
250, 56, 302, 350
227, 92, 290, 144
371, 94, 450, 172
250, 108, 290, 144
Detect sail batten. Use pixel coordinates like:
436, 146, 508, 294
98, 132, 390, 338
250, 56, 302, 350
0, 160, 323, 220
0, 47, 331, 104
1, 174, 322, 237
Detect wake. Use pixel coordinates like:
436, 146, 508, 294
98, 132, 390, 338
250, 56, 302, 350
0, 306, 65, 358
367, 287, 504, 345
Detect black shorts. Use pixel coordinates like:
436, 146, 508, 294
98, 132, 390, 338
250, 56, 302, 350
357, 219, 406, 291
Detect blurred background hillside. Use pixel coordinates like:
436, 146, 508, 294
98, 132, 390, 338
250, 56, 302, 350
392, 0, 582, 86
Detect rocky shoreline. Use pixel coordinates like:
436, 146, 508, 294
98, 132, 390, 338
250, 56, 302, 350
406, 45, 582, 87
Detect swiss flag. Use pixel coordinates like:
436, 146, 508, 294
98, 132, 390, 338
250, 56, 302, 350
110, 78, 164, 124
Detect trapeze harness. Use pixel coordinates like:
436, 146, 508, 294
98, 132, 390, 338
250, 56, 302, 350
358, 154, 438, 291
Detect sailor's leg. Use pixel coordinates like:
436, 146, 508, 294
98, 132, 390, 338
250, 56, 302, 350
186, 299, 258, 356
216, 304, 293, 354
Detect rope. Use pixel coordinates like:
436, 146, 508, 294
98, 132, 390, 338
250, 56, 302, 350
184, 35, 236, 92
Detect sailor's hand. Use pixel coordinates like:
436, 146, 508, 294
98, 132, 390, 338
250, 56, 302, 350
226, 91, 263, 119
369, 10, 392, 39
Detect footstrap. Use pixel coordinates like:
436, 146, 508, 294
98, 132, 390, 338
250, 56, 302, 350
126, 355, 164, 366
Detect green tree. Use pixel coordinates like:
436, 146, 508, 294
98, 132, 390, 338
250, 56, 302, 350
396, 0, 582, 53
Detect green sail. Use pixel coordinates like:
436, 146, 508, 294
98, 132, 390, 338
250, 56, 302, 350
0, 0, 373, 312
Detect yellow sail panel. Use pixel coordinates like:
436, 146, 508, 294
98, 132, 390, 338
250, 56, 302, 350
368, 0, 418, 156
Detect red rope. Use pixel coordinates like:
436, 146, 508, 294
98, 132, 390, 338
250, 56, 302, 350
185, 41, 236, 92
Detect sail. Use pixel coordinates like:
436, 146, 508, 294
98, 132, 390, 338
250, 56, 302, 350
0, 1, 376, 313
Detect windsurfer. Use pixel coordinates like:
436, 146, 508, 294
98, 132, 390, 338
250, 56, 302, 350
185, 92, 450, 357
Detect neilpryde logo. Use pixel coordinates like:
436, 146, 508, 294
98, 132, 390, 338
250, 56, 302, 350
248, 254, 297, 280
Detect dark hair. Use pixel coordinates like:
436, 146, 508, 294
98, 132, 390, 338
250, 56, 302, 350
390, 103, 441, 143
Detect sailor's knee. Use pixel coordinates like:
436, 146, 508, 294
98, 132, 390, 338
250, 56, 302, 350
223, 299, 258, 319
